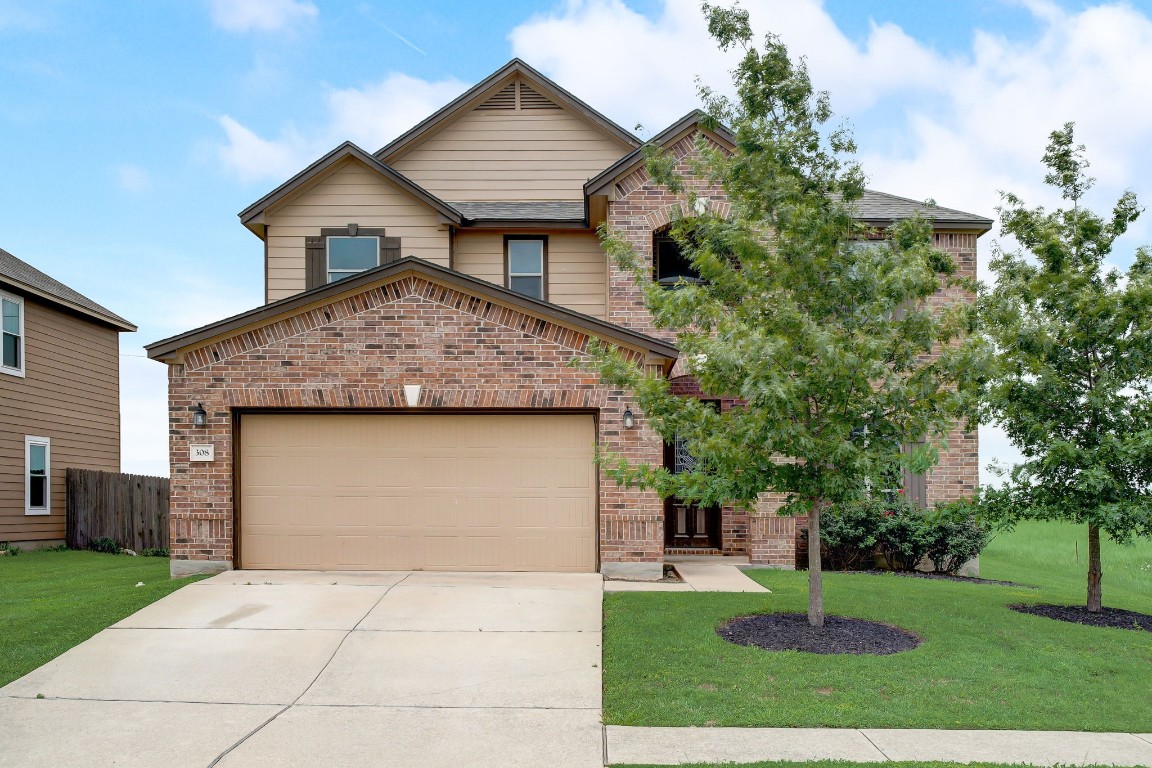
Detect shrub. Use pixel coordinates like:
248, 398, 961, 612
85, 537, 121, 554
1, 542, 20, 557
818, 497, 885, 570
924, 498, 990, 574
139, 547, 169, 558
875, 496, 934, 572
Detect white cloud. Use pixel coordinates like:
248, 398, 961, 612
116, 164, 150, 193
215, 74, 467, 182
207, 0, 317, 34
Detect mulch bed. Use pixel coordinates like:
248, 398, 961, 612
1010, 603, 1152, 631
843, 569, 1035, 588
717, 613, 922, 655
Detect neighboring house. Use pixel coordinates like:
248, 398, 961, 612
1, 248, 136, 548
146, 60, 991, 579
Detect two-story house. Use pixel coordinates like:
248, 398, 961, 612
1, 248, 136, 548
146, 60, 990, 579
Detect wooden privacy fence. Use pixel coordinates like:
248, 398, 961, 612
66, 468, 169, 551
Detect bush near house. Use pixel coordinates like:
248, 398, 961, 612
815, 496, 988, 573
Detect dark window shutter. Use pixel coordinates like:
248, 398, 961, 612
902, 441, 928, 509
305, 236, 326, 289
381, 237, 401, 264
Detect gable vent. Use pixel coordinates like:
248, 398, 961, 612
518, 82, 559, 110
476, 82, 516, 110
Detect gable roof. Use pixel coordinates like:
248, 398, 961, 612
145, 256, 678, 364
238, 142, 463, 237
375, 59, 641, 163
584, 110, 734, 198
0, 247, 136, 331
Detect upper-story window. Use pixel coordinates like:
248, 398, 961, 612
328, 236, 380, 283
506, 237, 546, 300
1, 289, 25, 377
304, 227, 399, 291
653, 230, 703, 288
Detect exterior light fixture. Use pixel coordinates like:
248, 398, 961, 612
192, 403, 207, 427
622, 409, 635, 429
403, 384, 422, 408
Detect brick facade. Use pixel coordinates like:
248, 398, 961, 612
166, 274, 664, 576
604, 131, 982, 569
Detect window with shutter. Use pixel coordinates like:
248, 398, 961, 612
305, 226, 398, 290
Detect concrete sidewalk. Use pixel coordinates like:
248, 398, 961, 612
607, 725, 1152, 766
604, 559, 770, 593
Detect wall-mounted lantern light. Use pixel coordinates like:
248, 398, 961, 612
622, 408, 635, 429
192, 403, 207, 427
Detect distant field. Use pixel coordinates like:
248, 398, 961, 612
981, 519, 1152, 613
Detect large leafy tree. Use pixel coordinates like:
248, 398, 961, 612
588, 4, 989, 627
981, 123, 1152, 613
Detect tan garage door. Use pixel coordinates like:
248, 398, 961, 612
239, 413, 597, 571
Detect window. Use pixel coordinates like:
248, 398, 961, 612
653, 230, 702, 287
304, 227, 398, 290
506, 237, 546, 300
25, 436, 49, 515
327, 236, 380, 283
2, 290, 24, 377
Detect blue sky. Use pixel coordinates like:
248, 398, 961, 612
2, 0, 1152, 478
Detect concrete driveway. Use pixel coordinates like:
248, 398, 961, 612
0, 570, 604, 768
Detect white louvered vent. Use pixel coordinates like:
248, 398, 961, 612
518, 81, 559, 110
476, 82, 516, 110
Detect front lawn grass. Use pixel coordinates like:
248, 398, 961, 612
604, 522, 1152, 731
0, 549, 204, 687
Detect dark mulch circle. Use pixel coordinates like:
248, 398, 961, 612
1010, 603, 1152, 632
717, 613, 922, 655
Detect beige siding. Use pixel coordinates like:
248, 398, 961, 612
0, 297, 121, 543
391, 109, 630, 202
264, 158, 450, 302
453, 231, 607, 319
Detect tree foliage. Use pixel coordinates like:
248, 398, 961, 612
586, 3, 990, 626
980, 123, 1152, 611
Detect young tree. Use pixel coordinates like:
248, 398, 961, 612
587, 4, 989, 627
981, 123, 1152, 613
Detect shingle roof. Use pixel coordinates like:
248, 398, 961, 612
848, 190, 992, 230
452, 201, 586, 223
0, 247, 136, 331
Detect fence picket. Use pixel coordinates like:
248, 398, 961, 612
66, 468, 169, 551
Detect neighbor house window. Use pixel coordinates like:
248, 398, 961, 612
327, 236, 380, 283
653, 230, 702, 287
25, 436, 49, 515
506, 237, 546, 300
1, 290, 24, 376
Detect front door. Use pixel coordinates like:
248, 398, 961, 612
663, 434, 721, 550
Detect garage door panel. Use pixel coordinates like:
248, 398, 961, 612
239, 414, 596, 571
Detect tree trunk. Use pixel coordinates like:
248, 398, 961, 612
807, 499, 825, 628
1087, 523, 1103, 613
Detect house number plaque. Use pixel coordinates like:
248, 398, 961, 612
189, 444, 215, 462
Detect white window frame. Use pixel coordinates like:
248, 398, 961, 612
326, 235, 380, 283
1, 289, 25, 378
25, 435, 50, 516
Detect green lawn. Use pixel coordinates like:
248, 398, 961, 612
0, 549, 204, 687
604, 521, 1152, 731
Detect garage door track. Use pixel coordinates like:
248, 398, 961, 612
0, 571, 604, 767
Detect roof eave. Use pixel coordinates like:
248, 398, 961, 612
0, 276, 136, 332
145, 257, 677, 362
